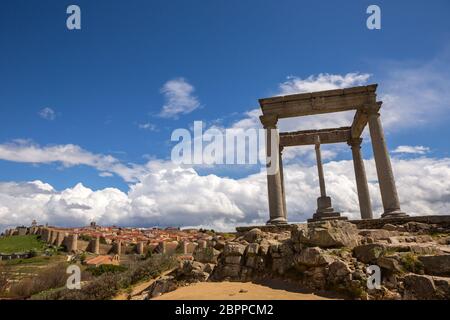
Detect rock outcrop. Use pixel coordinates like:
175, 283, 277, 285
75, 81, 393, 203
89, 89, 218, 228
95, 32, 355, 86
140, 219, 450, 300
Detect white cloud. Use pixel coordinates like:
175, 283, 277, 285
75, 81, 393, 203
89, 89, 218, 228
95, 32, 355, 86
378, 52, 450, 130
1, 157, 449, 232
2, 61, 450, 232
278, 73, 371, 96
159, 78, 200, 119
0, 140, 145, 183
392, 145, 430, 155
138, 122, 158, 131
39, 107, 56, 121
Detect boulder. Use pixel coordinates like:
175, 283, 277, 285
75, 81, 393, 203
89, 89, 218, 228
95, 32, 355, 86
245, 243, 259, 256
245, 256, 265, 270
225, 255, 242, 265
221, 264, 241, 278
418, 255, 450, 276
403, 274, 436, 300
327, 260, 352, 284
214, 240, 226, 251
178, 260, 210, 282
377, 256, 403, 273
223, 242, 246, 256
353, 244, 386, 264
243, 228, 264, 243
194, 247, 221, 263
294, 247, 334, 268
147, 276, 177, 298
292, 220, 360, 248
433, 276, 450, 299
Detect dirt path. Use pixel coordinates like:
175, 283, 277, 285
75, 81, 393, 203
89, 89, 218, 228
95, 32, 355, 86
153, 281, 342, 300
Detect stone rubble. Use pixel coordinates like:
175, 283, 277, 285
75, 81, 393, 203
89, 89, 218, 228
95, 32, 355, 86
140, 220, 450, 300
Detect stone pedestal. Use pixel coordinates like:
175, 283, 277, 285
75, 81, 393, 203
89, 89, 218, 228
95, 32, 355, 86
308, 196, 347, 222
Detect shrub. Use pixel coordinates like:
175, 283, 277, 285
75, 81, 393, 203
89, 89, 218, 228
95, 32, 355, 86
38, 254, 177, 300
400, 253, 424, 273
86, 264, 127, 277
9, 263, 68, 298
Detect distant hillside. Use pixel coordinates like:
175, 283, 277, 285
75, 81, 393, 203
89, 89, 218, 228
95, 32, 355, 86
0, 235, 45, 254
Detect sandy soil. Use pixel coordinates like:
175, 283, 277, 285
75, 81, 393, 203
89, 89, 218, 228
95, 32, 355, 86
153, 281, 343, 300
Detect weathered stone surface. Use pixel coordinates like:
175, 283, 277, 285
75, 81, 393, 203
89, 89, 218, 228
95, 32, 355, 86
214, 240, 226, 251
377, 256, 403, 273
221, 264, 241, 278
403, 274, 436, 300
327, 260, 352, 284
245, 256, 265, 270
353, 243, 386, 264
225, 255, 242, 265
433, 276, 450, 298
194, 247, 220, 263
147, 276, 177, 298
304, 267, 327, 289
223, 242, 246, 256
359, 229, 398, 241
292, 220, 360, 248
245, 243, 259, 256
243, 228, 263, 243
294, 247, 334, 267
418, 255, 450, 276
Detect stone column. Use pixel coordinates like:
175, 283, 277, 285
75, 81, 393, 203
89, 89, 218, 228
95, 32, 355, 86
279, 146, 287, 219
309, 136, 343, 222
260, 115, 286, 225
348, 138, 373, 220
315, 136, 327, 197
367, 106, 407, 218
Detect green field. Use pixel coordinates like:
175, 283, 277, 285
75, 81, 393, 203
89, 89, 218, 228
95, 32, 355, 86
0, 235, 45, 254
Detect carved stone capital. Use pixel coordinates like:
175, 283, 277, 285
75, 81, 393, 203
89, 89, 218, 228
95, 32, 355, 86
364, 101, 382, 116
348, 137, 363, 148
260, 115, 278, 129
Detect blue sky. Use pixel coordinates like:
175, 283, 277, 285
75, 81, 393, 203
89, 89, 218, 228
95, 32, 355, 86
0, 0, 450, 230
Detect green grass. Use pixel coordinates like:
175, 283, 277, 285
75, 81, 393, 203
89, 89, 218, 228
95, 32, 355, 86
0, 235, 45, 254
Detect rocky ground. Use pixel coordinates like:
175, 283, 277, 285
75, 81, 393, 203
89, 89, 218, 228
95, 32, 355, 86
135, 220, 450, 300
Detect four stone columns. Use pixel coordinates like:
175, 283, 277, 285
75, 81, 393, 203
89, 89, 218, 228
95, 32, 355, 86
367, 107, 406, 218
348, 138, 373, 219
261, 115, 287, 225
260, 102, 405, 224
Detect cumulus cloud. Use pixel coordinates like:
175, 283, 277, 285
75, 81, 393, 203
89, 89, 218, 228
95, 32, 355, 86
39, 107, 56, 120
159, 78, 200, 119
278, 73, 371, 96
2, 64, 450, 232
0, 140, 145, 183
378, 51, 450, 130
392, 145, 430, 155
1, 157, 450, 232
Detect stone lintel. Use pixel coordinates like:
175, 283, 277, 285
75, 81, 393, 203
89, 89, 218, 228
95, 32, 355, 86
259, 84, 378, 119
280, 127, 351, 147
